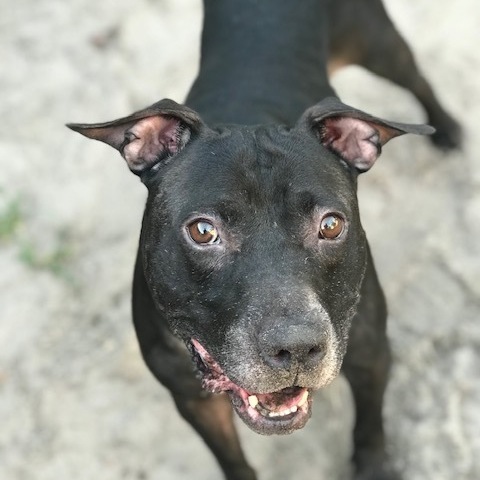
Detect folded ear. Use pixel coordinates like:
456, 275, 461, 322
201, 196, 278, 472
67, 99, 203, 175
299, 97, 435, 172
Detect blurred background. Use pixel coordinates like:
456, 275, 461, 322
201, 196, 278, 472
1, 0, 479, 479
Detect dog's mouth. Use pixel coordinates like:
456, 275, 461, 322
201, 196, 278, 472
189, 339, 312, 435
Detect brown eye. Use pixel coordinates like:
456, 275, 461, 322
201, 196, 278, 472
187, 220, 220, 245
319, 214, 344, 240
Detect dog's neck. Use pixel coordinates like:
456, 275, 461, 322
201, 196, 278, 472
186, 0, 334, 126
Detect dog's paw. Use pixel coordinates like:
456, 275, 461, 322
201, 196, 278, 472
354, 464, 402, 480
429, 113, 462, 151
226, 465, 257, 480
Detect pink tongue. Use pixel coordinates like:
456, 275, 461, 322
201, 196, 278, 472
256, 387, 306, 411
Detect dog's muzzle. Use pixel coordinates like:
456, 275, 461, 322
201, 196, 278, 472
189, 339, 313, 435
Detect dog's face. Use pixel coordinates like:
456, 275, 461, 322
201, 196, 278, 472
68, 97, 433, 434
141, 123, 366, 433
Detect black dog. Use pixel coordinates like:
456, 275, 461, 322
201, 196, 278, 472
68, 1, 458, 478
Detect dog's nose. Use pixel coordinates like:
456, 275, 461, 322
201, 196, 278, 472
259, 324, 328, 371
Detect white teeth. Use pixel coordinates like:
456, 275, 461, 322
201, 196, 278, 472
267, 405, 298, 418
250, 390, 309, 419
297, 390, 309, 407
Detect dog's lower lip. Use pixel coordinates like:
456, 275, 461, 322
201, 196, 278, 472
229, 388, 312, 434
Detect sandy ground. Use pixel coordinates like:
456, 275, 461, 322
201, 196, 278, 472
1, 0, 479, 479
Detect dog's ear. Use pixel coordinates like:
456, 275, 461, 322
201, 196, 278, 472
67, 99, 203, 175
300, 97, 435, 172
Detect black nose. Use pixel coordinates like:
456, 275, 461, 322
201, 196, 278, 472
259, 324, 327, 371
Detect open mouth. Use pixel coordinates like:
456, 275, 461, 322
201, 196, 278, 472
189, 339, 313, 435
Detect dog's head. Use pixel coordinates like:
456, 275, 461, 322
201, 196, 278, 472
68, 97, 433, 434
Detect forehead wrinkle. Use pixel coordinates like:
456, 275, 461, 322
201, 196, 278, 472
219, 129, 335, 226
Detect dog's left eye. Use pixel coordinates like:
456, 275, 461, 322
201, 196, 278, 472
319, 214, 345, 240
187, 220, 220, 245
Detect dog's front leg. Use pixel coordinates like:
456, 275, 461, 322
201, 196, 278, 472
342, 251, 400, 480
173, 393, 256, 480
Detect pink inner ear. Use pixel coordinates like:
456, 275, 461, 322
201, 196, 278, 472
122, 116, 181, 171
322, 117, 380, 171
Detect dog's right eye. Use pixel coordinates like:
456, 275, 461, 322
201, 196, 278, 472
319, 214, 345, 240
187, 220, 220, 245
